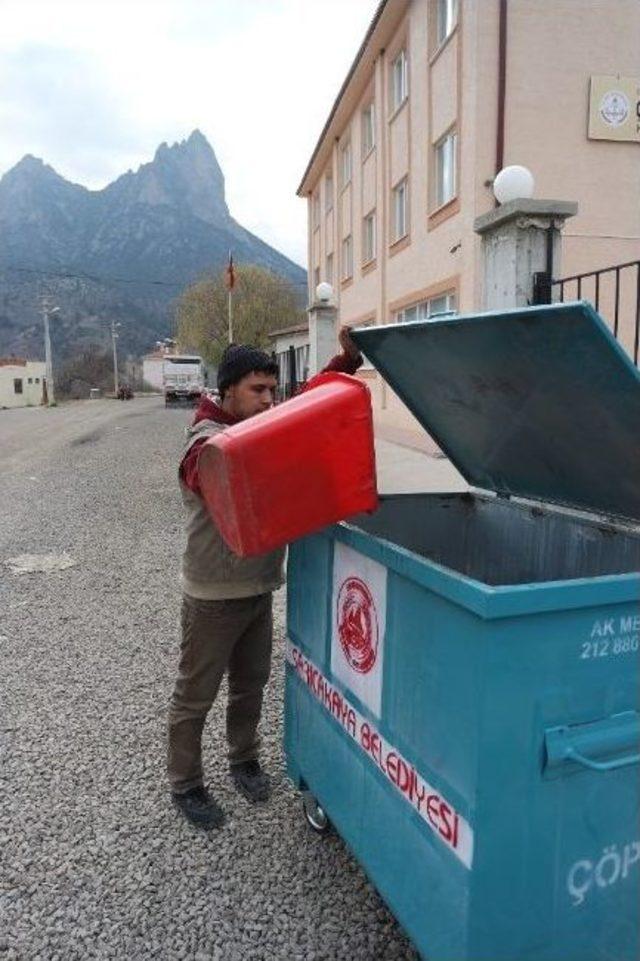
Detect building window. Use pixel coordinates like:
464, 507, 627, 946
340, 141, 352, 188
28, 377, 33, 384
363, 211, 376, 264
341, 235, 353, 280
326, 252, 334, 286
362, 102, 375, 156
325, 173, 334, 213
35, 377, 40, 384
392, 178, 408, 242
435, 130, 457, 207
437, 0, 458, 46
391, 49, 408, 112
277, 351, 289, 394
314, 266, 320, 289
312, 192, 321, 229
277, 345, 310, 394
14, 378, 23, 394
395, 291, 457, 324
296, 345, 310, 384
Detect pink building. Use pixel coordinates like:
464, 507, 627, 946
298, 0, 640, 447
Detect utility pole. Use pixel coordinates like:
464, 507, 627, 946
42, 303, 60, 406
226, 250, 235, 344
110, 320, 121, 395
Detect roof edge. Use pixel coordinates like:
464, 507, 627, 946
268, 322, 310, 338
297, 0, 409, 197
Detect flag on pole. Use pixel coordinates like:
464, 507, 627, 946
225, 250, 235, 290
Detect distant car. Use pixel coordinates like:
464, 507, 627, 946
117, 385, 134, 400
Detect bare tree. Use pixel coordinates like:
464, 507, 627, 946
175, 265, 304, 365
57, 344, 113, 399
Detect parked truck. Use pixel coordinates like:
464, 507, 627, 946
163, 354, 206, 407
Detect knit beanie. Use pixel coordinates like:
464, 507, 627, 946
217, 344, 278, 394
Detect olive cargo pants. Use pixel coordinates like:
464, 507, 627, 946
167, 593, 273, 794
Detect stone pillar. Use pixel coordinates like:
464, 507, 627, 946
307, 301, 337, 376
473, 199, 578, 311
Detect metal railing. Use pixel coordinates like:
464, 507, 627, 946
534, 259, 640, 366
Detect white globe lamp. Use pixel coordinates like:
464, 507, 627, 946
316, 281, 333, 304
493, 165, 535, 204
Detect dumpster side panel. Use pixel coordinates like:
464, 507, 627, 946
382, 574, 485, 806
285, 534, 332, 791
284, 665, 471, 961
284, 664, 366, 811
287, 534, 332, 669
286, 534, 483, 961
469, 602, 640, 961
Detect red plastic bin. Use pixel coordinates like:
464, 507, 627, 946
198, 372, 379, 557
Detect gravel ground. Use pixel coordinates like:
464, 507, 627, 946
0, 397, 419, 961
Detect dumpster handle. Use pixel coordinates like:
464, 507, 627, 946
544, 712, 640, 777
563, 745, 640, 772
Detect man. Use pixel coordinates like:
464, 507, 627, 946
168, 327, 362, 829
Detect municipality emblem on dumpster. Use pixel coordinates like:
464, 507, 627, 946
337, 577, 378, 673
332, 543, 387, 716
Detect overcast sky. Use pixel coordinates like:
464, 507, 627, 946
0, 0, 376, 267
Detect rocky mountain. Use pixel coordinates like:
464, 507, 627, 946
0, 130, 306, 359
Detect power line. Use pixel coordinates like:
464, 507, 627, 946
5, 263, 184, 288
0, 262, 309, 290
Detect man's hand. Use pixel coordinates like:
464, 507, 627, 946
339, 325, 362, 361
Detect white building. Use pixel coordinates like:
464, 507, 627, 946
142, 350, 166, 391
299, 0, 640, 446
267, 323, 311, 395
0, 359, 47, 409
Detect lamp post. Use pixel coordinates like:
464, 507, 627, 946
110, 320, 121, 395
492, 165, 535, 204
315, 282, 333, 304
42, 304, 60, 406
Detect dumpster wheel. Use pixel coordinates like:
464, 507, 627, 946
302, 792, 330, 834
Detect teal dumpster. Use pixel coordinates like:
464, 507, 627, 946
284, 302, 640, 961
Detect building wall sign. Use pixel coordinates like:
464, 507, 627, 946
588, 75, 640, 142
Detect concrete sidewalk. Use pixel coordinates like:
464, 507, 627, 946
374, 436, 468, 495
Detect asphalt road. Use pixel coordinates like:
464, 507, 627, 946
0, 396, 419, 961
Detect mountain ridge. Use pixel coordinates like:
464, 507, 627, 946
0, 131, 306, 359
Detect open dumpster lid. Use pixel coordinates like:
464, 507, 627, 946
351, 302, 640, 523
